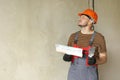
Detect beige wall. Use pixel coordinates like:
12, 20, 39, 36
96, 0, 120, 80
0, 0, 120, 80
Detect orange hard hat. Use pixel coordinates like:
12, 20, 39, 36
78, 9, 98, 24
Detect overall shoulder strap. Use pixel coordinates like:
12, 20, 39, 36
74, 31, 96, 46
89, 31, 96, 46
74, 31, 79, 44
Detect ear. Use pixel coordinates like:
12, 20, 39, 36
90, 19, 94, 24
88, 19, 93, 25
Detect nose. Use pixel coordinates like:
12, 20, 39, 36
78, 18, 81, 22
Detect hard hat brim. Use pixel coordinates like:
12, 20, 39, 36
78, 13, 92, 20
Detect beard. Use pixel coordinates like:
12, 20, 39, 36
78, 23, 88, 28
78, 20, 89, 28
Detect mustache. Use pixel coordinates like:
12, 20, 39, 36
78, 24, 88, 27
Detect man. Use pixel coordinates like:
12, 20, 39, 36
63, 9, 107, 80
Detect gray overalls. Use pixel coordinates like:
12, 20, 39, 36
67, 31, 99, 80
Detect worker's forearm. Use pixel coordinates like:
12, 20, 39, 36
96, 52, 107, 65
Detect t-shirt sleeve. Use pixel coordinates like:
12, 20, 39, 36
98, 35, 107, 53
67, 34, 75, 46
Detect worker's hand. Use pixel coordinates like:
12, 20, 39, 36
63, 54, 72, 62
88, 56, 96, 65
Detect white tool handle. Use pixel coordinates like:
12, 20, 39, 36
55, 44, 83, 57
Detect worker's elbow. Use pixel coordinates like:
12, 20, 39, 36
96, 52, 107, 65
101, 53, 107, 64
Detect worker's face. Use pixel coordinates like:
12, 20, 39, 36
78, 15, 90, 27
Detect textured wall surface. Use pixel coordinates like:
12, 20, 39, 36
0, 0, 120, 80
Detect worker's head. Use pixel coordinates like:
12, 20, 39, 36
78, 9, 98, 24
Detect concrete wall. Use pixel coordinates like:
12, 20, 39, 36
0, 0, 120, 80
